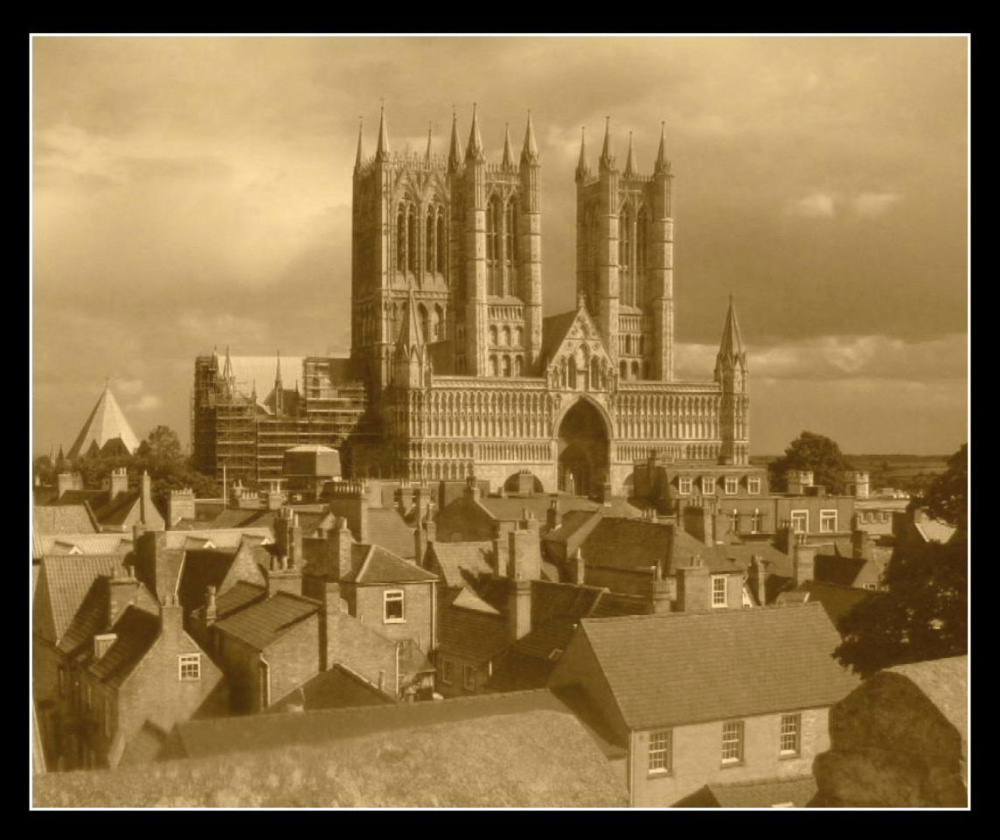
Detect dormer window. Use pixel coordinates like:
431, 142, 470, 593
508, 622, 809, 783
678, 477, 692, 495
724, 476, 739, 495
702, 477, 716, 495
748, 477, 761, 495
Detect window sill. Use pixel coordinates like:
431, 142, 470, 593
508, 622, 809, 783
647, 770, 673, 779
383, 618, 406, 624
779, 752, 801, 761
720, 760, 744, 769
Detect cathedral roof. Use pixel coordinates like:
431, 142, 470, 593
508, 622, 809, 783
66, 384, 140, 460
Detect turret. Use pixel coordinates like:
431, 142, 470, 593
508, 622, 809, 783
575, 127, 590, 183
520, 111, 543, 372
273, 351, 284, 416
375, 103, 390, 162
716, 295, 749, 466
448, 109, 464, 173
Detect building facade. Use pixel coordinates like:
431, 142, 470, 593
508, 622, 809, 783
194, 109, 752, 497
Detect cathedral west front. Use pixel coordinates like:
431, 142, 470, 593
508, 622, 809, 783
194, 107, 750, 496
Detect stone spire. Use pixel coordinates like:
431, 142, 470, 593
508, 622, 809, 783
448, 108, 464, 172
375, 104, 390, 161
222, 346, 233, 382
466, 103, 485, 163
355, 116, 364, 168
599, 116, 614, 172
521, 110, 539, 164
274, 351, 285, 415
575, 126, 589, 182
501, 123, 514, 169
624, 131, 636, 177
655, 121, 671, 174
716, 294, 747, 371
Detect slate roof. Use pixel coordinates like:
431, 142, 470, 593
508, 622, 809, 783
342, 545, 437, 584
270, 664, 396, 712
213, 591, 320, 650
577, 603, 859, 729
161, 529, 273, 550
795, 581, 882, 628
89, 606, 161, 688
541, 310, 582, 362
173, 508, 278, 532
91, 490, 142, 528
214, 580, 267, 619
675, 775, 818, 808
33, 555, 123, 644
166, 688, 577, 759
429, 541, 495, 588
476, 494, 638, 524
35, 533, 133, 558
450, 587, 499, 614
66, 383, 140, 459
815, 554, 868, 587
366, 508, 416, 559
33, 505, 98, 535
438, 593, 508, 664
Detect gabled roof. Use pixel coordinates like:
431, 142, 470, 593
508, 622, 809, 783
161, 529, 272, 550
342, 545, 437, 585
90, 490, 143, 528
33, 555, 123, 645
175, 548, 243, 612
213, 591, 320, 650
365, 508, 416, 559
540, 310, 581, 362
439, 592, 508, 664
34, 533, 132, 559
451, 587, 500, 615
577, 603, 859, 729
428, 541, 494, 588
66, 384, 140, 460
89, 606, 161, 688
173, 507, 278, 532
271, 664, 396, 713
795, 580, 882, 628
676, 775, 817, 808
214, 581, 267, 620
33, 505, 98, 535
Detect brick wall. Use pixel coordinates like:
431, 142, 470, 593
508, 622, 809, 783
262, 616, 323, 710
351, 582, 434, 652
436, 497, 496, 542
629, 708, 829, 806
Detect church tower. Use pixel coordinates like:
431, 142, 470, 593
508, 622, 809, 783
715, 295, 749, 465
575, 120, 675, 382
351, 106, 542, 391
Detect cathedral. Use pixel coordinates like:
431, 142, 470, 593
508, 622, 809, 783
194, 107, 750, 497
348, 106, 748, 496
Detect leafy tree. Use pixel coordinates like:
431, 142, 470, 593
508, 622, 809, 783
767, 431, 853, 494
833, 535, 967, 677
136, 425, 184, 467
919, 444, 967, 530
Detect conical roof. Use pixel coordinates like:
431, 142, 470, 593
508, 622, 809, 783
66, 383, 141, 460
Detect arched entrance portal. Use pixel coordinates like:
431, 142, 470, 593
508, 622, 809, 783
558, 399, 610, 498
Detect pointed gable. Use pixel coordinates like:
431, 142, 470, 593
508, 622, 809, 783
541, 302, 614, 387
67, 385, 140, 460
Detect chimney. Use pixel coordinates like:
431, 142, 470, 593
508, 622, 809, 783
109, 467, 129, 498
775, 522, 793, 554
159, 594, 185, 642
318, 581, 344, 672
493, 524, 511, 578
569, 548, 586, 586
792, 537, 817, 587
57, 472, 83, 497
508, 577, 532, 641
139, 471, 155, 527
287, 512, 303, 567
413, 486, 429, 525
683, 505, 715, 547
748, 555, 768, 606
414, 505, 436, 565
509, 525, 541, 581
93, 632, 117, 660
675, 555, 711, 613
464, 475, 482, 501
265, 487, 285, 511
168, 487, 196, 528
106, 564, 137, 628
851, 529, 871, 560
546, 496, 562, 531
648, 562, 674, 615
204, 585, 218, 626
264, 553, 303, 598
331, 516, 354, 580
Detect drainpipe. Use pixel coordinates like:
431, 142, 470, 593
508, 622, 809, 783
260, 656, 271, 711
395, 642, 401, 699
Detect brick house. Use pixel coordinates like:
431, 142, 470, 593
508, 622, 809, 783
548, 603, 860, 806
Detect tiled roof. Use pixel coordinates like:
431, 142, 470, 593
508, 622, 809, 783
676, 775, 818, 808
578, 603, 859, 729
33, 505, 98, 535
168, 688, 575, 760
176, 549, 241, 612
814, 554, 867, 587
214, 581, 267, 619
365, 509, 416, 559
513, 620, 578, 660
531, 580, 605, 627
89, 606, 161, 688
543, 509, 602, 545
439, 597, 508, 664
577, 518, 675, 573
429, 541, 494, 588
57, 578, 111, 656
450, 587, 499, 615
476, 494, 611, 524
270, 664, 396, 713
161, 529, 273, 550
35, 533, 133, 558
135, 548, 185, 603
798, 581, 881, 628
33, 555, 123, 644
344, 545, 438, 584
173, 508, 278, 532
213, 591, 320, 650
91, 491, 141, 528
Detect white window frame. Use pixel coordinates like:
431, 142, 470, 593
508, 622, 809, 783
702, 477, 716, 495
751, 509, 763, 533
463, 664, 476, 692
820, 510, 837, 533
780, 713, 801, 756
678, 477, 692, 495
178, 653, 201, 682
790, 510, 809, 534
724, 476, 739, 495
383, 589, 405, 624
722, 720, 744, 764
711, 575, 727, 608
747, 477, 761, 495
648, 729, 673, 775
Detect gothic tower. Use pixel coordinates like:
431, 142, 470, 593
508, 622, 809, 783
351, 106, 542, 390
715, 295, 749, 465
575, 120, 675, 383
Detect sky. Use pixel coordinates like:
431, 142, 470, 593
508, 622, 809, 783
31, 35, 969, 458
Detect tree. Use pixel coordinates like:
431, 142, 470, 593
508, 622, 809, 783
767, 431, 853, 494
136, 425, 184, 467
920, 444, 967, 530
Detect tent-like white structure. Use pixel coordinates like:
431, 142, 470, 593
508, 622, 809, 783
66, 382, 141, 460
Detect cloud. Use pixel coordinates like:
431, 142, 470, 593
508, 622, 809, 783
132, 394, 162, 413
786, 192, 836, 218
